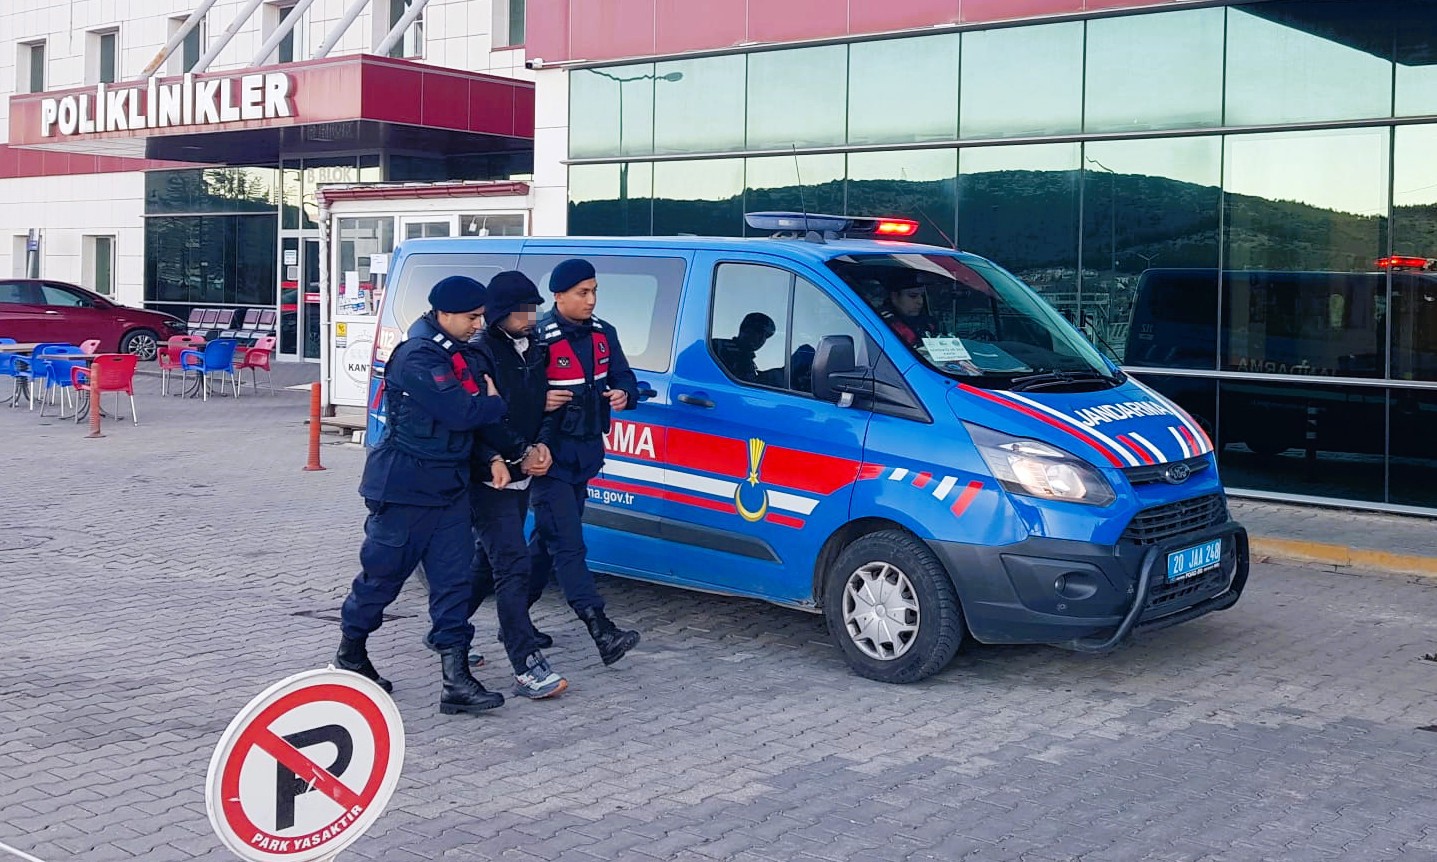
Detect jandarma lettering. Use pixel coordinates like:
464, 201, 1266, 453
1072, 400, 1174, 427
40, 72, 293, 137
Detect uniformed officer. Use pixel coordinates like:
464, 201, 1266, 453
467, 271, 568, 699
530, 258, 642, 666
881, 281, 938, 347
335, 275, 512, 716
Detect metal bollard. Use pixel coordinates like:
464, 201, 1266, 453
303, 381, 326, 471
85, 360, 104, 439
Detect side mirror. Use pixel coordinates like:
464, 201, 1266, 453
812, 335, 857, 403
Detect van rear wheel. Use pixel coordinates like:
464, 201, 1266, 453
823, 530, 964, 683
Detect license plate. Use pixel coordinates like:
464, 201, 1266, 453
1166, 538, 1223, 582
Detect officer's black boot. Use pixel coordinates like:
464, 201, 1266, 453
335, 635, 392, 693
578, 608, 640, 666
438, 647, 504, 715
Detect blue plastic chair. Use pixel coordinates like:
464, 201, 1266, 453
179, 338, 240, 400
0, 338, 17, 403
38, 345, 87, 418
11, 341, 69, 411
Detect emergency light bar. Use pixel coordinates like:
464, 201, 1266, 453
744, 212, 920, 241
1375, 255, 1436, 271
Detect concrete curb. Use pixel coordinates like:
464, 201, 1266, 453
1250, 536, 1437, 580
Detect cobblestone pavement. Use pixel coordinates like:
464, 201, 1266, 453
2, 372, 1437, 862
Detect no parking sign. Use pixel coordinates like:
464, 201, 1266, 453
205, 669, 404, 861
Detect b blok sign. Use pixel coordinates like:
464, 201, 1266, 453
205, 669, 404, 861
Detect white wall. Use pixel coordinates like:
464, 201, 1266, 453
0, 173, 145, 303
531, 66, 567, 236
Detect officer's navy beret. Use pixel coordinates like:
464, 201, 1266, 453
549, 258, 596, 294
428, 275, 488, 312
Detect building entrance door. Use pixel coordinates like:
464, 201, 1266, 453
279, 234, 322, 360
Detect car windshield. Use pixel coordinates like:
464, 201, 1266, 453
825, 252, 1118, 390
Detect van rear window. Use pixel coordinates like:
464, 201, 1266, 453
518, 254, 684, 372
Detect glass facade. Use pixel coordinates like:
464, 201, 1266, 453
144, 168, 280, 326
567, 0, 1437, 513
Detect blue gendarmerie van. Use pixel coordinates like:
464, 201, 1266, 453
366, 213, 1249, 683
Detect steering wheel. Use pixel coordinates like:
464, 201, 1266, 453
968, 329, 997, 342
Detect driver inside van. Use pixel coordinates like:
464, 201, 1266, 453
880, 278, 939, 347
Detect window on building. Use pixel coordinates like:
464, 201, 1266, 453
569, 63, 657, 158
84, 236, 116, 296
746, 46, 848, 150
89, 30, 119, 84
167, 16, 206, 74
459, 214, 526, 236
271, 3, 303, 64
506, 0, 527, 47
1225, 3, 1393, 126
386, 0, 425, 59
18, 41, 45, 94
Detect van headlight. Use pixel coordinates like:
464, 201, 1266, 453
966, 423, 1116, 506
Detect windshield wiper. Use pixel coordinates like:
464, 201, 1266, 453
1007, 369, 1124, 392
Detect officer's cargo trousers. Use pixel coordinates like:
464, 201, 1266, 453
528, 475, 606, 615
341, 497, 476, 651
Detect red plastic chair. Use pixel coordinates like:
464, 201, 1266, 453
236, 335, 276, 395
71, 353, 140, 425
79, 339, 101, 354
158, 335, 205, 396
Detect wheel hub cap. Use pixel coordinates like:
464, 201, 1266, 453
842, 561, 920, 661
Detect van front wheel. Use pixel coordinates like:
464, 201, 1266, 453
823, 530, 964, 683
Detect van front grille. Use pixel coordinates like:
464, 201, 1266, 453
1147, 564, 1230, 611
1121, 495, 1227, 546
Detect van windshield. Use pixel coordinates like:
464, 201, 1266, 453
826, 252, 1119, 391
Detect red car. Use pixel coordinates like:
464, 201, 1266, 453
0, 278, 185, 360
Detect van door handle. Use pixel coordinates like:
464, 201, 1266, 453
636, 381, 657, 401
677, 392, 714, 408
44, 310, 59, 315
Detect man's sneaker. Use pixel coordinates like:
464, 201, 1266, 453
513, 652, 568, 699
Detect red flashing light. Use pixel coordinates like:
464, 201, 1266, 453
1376, 255, 1433, 270
874, 218, 919, 237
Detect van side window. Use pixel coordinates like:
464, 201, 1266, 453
385, 252, 519, 333
519, 254, 683, 372
711, 263, 869, 396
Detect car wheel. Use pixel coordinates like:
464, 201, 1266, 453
119, 329, 160, 361
822, 529, 964, 684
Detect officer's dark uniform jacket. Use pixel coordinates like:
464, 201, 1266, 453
880, 308, 939, 348
359, 314, 508, 505
471, 323, 550, 484
536, 309, 639, 484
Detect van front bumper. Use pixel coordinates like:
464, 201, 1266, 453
928, 520, 1249, 649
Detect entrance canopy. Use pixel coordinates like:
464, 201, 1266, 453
7, 54, 534, 163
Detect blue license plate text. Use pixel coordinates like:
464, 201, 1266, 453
1167, 538, 1223, 581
